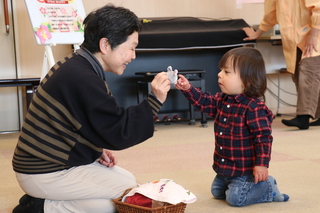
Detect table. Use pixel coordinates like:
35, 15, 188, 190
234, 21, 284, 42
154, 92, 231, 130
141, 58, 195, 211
136, 70, 207, 127
0, 78, 40, 110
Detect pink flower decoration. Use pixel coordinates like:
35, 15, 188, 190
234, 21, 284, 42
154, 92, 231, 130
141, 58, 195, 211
39, 7, 46, 15
35, 25, 52, 44
60, 7, 66, 14
72, 11, 78, 18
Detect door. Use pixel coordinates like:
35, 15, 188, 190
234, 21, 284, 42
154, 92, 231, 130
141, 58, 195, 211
0, 0, 20, 132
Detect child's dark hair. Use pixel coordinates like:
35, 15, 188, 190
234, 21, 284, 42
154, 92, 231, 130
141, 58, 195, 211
81, 4, 142, 53
219, 47, 267, 101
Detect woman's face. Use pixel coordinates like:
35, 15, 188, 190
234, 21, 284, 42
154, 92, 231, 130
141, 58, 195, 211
217, 59, 244, 95
99, 31, 139, 75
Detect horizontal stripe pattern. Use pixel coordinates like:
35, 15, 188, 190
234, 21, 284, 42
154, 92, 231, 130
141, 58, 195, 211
12, 53, 102, 174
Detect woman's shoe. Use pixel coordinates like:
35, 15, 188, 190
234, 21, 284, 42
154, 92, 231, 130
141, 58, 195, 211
281, 115, 310, 130
309, 118, 320, 126
12, 194, 44, 213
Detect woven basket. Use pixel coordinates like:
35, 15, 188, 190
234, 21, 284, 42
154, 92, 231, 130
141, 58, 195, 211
112, 197, 187, 213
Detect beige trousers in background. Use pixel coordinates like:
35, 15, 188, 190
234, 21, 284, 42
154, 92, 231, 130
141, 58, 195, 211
293, 53, 320, 119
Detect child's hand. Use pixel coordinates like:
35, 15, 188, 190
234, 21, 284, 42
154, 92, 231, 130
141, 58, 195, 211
175, 74, 191, 91
253, 166, 268, 183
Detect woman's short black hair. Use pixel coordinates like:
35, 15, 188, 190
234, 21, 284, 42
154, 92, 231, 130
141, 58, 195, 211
81, 4, 142, 53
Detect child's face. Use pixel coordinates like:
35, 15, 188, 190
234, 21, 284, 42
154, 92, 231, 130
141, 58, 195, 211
217, 60, 244, 95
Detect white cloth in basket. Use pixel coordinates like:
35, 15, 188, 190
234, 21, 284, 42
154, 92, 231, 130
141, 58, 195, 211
122, 179, 197, 205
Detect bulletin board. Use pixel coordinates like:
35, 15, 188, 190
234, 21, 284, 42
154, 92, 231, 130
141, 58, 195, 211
25, 0, 86, 45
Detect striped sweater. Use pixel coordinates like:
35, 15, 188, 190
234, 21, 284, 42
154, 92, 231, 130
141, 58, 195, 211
12, 52, 162, 174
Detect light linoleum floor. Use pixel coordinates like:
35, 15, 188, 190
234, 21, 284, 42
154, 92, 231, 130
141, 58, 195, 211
1, 112, 320, 213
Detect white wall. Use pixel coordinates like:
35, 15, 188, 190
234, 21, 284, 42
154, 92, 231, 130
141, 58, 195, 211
13, 0, 294, 114
15, 0, 266, 77
83, 0, 264, 26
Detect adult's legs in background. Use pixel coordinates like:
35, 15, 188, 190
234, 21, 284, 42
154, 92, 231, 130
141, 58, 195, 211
282, 49, 320, 129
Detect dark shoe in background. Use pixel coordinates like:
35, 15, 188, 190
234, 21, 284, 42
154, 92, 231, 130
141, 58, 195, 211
309, 118, 320, 126
281, 115, 310, 130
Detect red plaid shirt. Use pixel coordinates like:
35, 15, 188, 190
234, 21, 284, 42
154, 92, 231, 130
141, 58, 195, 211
182, 86, 273, 177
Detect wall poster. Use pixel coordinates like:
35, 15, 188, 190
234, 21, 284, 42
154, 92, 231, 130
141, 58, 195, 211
25, 0, 86, 45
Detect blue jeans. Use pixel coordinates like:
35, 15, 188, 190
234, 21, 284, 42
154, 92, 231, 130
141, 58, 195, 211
211, 174, 274, 207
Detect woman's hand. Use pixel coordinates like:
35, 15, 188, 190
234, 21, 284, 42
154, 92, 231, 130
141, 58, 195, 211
99, 149, 117, 167
243, 27, 264, 41
150, 72, 171, 103
304, 28, 319, 57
